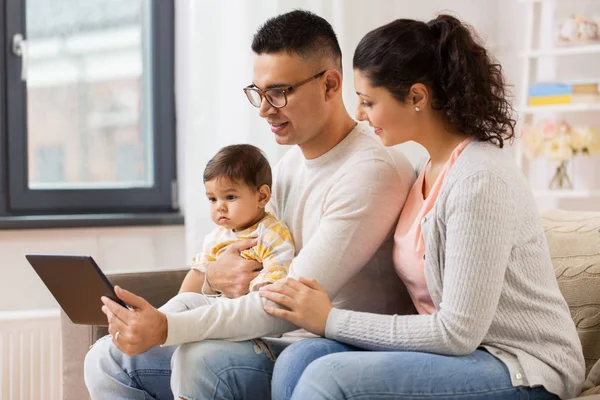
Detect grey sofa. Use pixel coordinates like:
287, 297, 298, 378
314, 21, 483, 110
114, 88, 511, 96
61, 209, 600, 399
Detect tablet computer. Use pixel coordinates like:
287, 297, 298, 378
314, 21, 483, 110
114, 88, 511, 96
25, 254, 127, 325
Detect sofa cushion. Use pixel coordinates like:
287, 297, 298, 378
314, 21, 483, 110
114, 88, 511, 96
540, 209, 600, 381
581, 358, 600, 395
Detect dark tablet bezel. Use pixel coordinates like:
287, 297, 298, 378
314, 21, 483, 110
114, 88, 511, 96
25, 254, 127, 325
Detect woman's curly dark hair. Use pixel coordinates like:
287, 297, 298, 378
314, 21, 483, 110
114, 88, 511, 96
353, 14, 515, 148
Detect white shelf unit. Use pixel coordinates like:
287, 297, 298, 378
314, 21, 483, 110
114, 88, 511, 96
532, 189, 600, 199
521, 103, 600, 114
517, 0, 600, 202
519, 0, 594, 3
523, 43, 600, 57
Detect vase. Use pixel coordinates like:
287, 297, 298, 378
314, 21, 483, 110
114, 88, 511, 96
548, 160, 573, 190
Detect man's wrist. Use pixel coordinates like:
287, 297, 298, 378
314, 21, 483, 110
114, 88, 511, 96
203, 265, 221, 295
158, 312, 168, 345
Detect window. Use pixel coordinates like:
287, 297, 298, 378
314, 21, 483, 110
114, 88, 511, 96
35, 145, 66, 183
1, 0, 176, 218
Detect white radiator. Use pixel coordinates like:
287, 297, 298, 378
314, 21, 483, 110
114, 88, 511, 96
0, 310, 62, 400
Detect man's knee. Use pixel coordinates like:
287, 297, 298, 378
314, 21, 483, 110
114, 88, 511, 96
172, 340, 224, 377
171, 340, 239, 399
172, 339, 238, 391
171, 339, 279, 400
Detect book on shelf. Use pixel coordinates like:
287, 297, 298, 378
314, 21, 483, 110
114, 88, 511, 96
528, 95, 570, 106
572, 83, 599, 94
528, 83, 571, 97
527, 82, 600, 106
528, 94, 600, 106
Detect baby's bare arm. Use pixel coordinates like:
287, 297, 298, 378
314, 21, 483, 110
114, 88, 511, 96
178, 269, 206, 294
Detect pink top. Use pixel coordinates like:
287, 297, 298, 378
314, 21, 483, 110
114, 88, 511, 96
393, 138, 472, 314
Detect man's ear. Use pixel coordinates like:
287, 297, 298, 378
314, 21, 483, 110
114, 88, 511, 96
258, 184, 271, 207
324, 69, 343, 100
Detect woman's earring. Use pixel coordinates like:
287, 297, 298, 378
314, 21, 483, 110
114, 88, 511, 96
415, 106, 421, 112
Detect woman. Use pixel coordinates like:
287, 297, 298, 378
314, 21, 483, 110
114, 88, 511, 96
259, 14, 585, 400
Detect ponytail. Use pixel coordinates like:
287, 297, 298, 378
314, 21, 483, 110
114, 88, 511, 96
354, 14, 515, 147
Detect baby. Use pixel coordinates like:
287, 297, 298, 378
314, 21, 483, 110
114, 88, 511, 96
160, 144, 295, 313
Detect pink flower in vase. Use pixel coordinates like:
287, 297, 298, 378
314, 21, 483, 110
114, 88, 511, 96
540, 120, 559, 139
539, 119, 570, 139
521, 125, 543, 159
558, 120, 571, 135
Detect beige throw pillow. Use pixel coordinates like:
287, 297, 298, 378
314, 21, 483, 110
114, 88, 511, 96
540, 209, 600, 382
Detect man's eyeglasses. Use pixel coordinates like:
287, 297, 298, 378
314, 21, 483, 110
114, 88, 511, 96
243, 70, 327, 109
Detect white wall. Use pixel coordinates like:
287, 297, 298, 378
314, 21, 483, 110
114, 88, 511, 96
0, 226, 185, 312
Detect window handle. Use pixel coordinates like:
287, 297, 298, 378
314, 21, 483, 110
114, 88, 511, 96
12, 33, 28, 82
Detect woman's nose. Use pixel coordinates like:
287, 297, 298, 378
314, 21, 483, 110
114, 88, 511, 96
355, 104, 366, 121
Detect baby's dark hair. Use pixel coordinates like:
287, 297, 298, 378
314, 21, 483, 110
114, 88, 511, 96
203, 144, 272, 190
353, 14, 515, 148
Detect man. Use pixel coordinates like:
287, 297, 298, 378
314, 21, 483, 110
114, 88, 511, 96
85, 10, 415, 399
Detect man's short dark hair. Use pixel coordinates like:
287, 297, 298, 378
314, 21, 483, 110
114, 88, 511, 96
203, 144, 272, 190
251, 10, 342, 71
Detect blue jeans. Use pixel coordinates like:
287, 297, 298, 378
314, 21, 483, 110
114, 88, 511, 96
84, 335, 291, 399
273, 338, 561, 400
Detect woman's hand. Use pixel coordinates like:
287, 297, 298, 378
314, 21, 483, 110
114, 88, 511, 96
259, 277, 333, 337
101, 286, 168, 356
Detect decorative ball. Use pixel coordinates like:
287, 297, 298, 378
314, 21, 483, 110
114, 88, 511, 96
578, 20, 599, 41
559, 16, 580, 42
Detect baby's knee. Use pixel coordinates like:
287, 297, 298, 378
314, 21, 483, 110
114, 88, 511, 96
160, 292, 211, 313
83, 335, 114, 391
